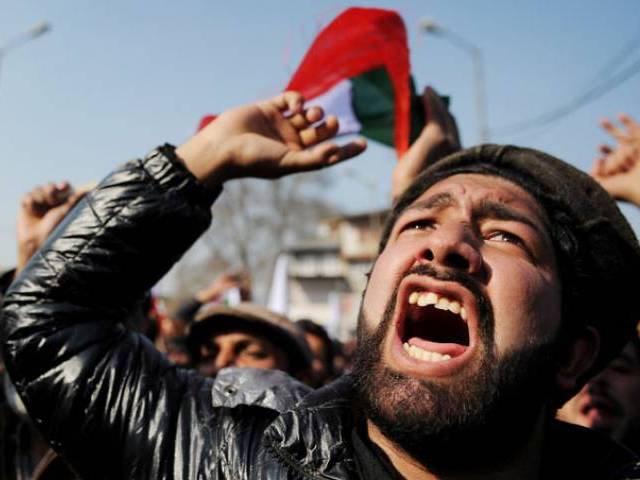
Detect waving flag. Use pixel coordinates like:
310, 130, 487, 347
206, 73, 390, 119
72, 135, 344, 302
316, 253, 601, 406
199, 7, 422, 156
287, 7, 422, 157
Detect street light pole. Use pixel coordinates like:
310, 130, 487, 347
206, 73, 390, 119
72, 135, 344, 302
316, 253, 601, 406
420, 19, 489, 143
0, 21, 51, 86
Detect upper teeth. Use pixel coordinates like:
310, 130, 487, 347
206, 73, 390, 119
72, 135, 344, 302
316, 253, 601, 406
408, 291, 467, 321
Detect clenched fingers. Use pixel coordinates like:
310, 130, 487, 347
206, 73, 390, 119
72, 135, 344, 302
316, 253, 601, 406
273, 91, 305, 115
299, 115, 339, 147
288, 105, 324, 130
22, 182, 72, 215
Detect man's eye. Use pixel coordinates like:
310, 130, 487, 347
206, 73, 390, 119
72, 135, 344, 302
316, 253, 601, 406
486, 231, 523, 245
200, 343, 218, 359
403, 219, 434, 231
243, 349, 269, 360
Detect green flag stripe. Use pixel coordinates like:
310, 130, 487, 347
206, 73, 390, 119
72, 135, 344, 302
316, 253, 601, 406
351, 67, 423, 149
351, 67, 395, 147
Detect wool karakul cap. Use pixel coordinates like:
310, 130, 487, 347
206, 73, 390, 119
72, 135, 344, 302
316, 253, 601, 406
387, 144, 640, 378
188, 302, 312, 369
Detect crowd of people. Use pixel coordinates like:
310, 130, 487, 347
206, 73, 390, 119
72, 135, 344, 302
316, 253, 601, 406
0, 84, 639, 479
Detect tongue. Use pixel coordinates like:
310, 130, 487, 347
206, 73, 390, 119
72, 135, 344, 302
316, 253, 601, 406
407, 337, 468, 357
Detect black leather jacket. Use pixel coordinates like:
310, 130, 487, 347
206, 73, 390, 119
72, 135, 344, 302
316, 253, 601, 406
2, 147, 640, 479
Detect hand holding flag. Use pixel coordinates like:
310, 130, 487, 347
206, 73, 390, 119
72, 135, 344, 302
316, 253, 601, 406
286, 7, 420, 157
179, 91, 367, 188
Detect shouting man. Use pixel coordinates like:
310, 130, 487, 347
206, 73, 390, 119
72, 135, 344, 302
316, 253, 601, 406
2, 92, 640, 479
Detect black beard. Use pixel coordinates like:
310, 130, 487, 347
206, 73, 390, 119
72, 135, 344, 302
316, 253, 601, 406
353, 265, 557, 474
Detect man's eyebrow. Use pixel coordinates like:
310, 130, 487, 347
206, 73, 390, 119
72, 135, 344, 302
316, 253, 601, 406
401, 192, 456, 214
399, 193, 549, 238
473, 200, 546, 235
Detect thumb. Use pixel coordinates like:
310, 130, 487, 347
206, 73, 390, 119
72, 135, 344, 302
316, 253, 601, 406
283, 139, 367, 172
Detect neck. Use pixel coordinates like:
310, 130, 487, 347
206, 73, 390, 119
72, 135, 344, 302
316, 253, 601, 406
367, 413, 547, 480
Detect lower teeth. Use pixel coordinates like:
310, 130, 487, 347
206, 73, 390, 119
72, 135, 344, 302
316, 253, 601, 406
403, 342, 451, 362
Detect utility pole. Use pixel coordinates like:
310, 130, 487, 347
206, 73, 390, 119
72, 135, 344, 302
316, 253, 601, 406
420, 19, 489, 143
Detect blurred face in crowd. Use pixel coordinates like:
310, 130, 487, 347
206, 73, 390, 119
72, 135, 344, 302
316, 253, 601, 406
558, 340, 640, 440
195, 329, 290, 378
304, 332, 331, 387
163, 338, 192, 367
354, 174, 575, 466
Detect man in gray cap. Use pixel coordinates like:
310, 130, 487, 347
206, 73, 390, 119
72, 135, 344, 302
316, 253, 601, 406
3, 91, 640, 478
187, 302, 312, 380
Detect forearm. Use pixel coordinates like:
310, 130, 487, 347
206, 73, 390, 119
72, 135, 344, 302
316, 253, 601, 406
16, 239, 38, 274
391, 135, 442, 202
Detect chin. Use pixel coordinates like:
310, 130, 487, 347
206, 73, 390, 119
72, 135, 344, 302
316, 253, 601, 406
353, 288, 558, 470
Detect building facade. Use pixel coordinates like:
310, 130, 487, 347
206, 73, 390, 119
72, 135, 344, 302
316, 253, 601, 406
270, 210, 387, 341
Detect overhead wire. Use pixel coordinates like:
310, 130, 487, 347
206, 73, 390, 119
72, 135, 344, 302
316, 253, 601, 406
491, 30, 640, 138
590, 28, 640, 86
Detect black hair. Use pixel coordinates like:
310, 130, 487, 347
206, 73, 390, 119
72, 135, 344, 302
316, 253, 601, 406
296, 318, 335, 376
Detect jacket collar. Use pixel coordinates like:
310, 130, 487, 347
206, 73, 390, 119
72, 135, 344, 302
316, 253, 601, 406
263, 375, 640, 479
264, 375, 359, 479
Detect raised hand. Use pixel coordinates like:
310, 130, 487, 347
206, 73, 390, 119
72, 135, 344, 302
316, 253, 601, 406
16, 182, 92, 273
195, 270, 252, 303
177, 91, 367, 188
591, 114, 640, 205
391, 86, 460, 201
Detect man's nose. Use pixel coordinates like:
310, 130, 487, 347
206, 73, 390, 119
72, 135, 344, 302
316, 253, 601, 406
418, 223, 483, 275
214, 348, 237, 370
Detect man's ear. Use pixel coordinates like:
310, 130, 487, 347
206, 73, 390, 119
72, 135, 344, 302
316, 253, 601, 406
556, 326, 600, 394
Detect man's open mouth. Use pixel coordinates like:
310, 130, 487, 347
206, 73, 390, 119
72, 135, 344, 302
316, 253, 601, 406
397, 289, 471, 362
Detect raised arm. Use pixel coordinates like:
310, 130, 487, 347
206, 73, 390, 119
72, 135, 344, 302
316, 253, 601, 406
177, 90, 366, 186
16, 181, 93, 274
591, 113, 640, 206
391, 86, 460, 202
1, 92, 365, 478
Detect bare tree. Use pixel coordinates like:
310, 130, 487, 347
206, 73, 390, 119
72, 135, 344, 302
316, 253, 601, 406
158, 171, 336, 302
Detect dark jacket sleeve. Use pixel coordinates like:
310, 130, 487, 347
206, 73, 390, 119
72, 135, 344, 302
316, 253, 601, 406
0, 146, 232, 478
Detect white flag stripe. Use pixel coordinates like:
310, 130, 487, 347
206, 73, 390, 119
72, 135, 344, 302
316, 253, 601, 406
305, 79, 362, 136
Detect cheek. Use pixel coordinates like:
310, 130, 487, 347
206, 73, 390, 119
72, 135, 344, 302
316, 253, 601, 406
362, 245, 415, 329
243, 356, 278, 369
361, 265, 388, 328
489, 259, 562, 352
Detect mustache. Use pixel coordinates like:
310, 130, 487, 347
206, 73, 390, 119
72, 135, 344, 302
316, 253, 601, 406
403, 264, 494, 341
